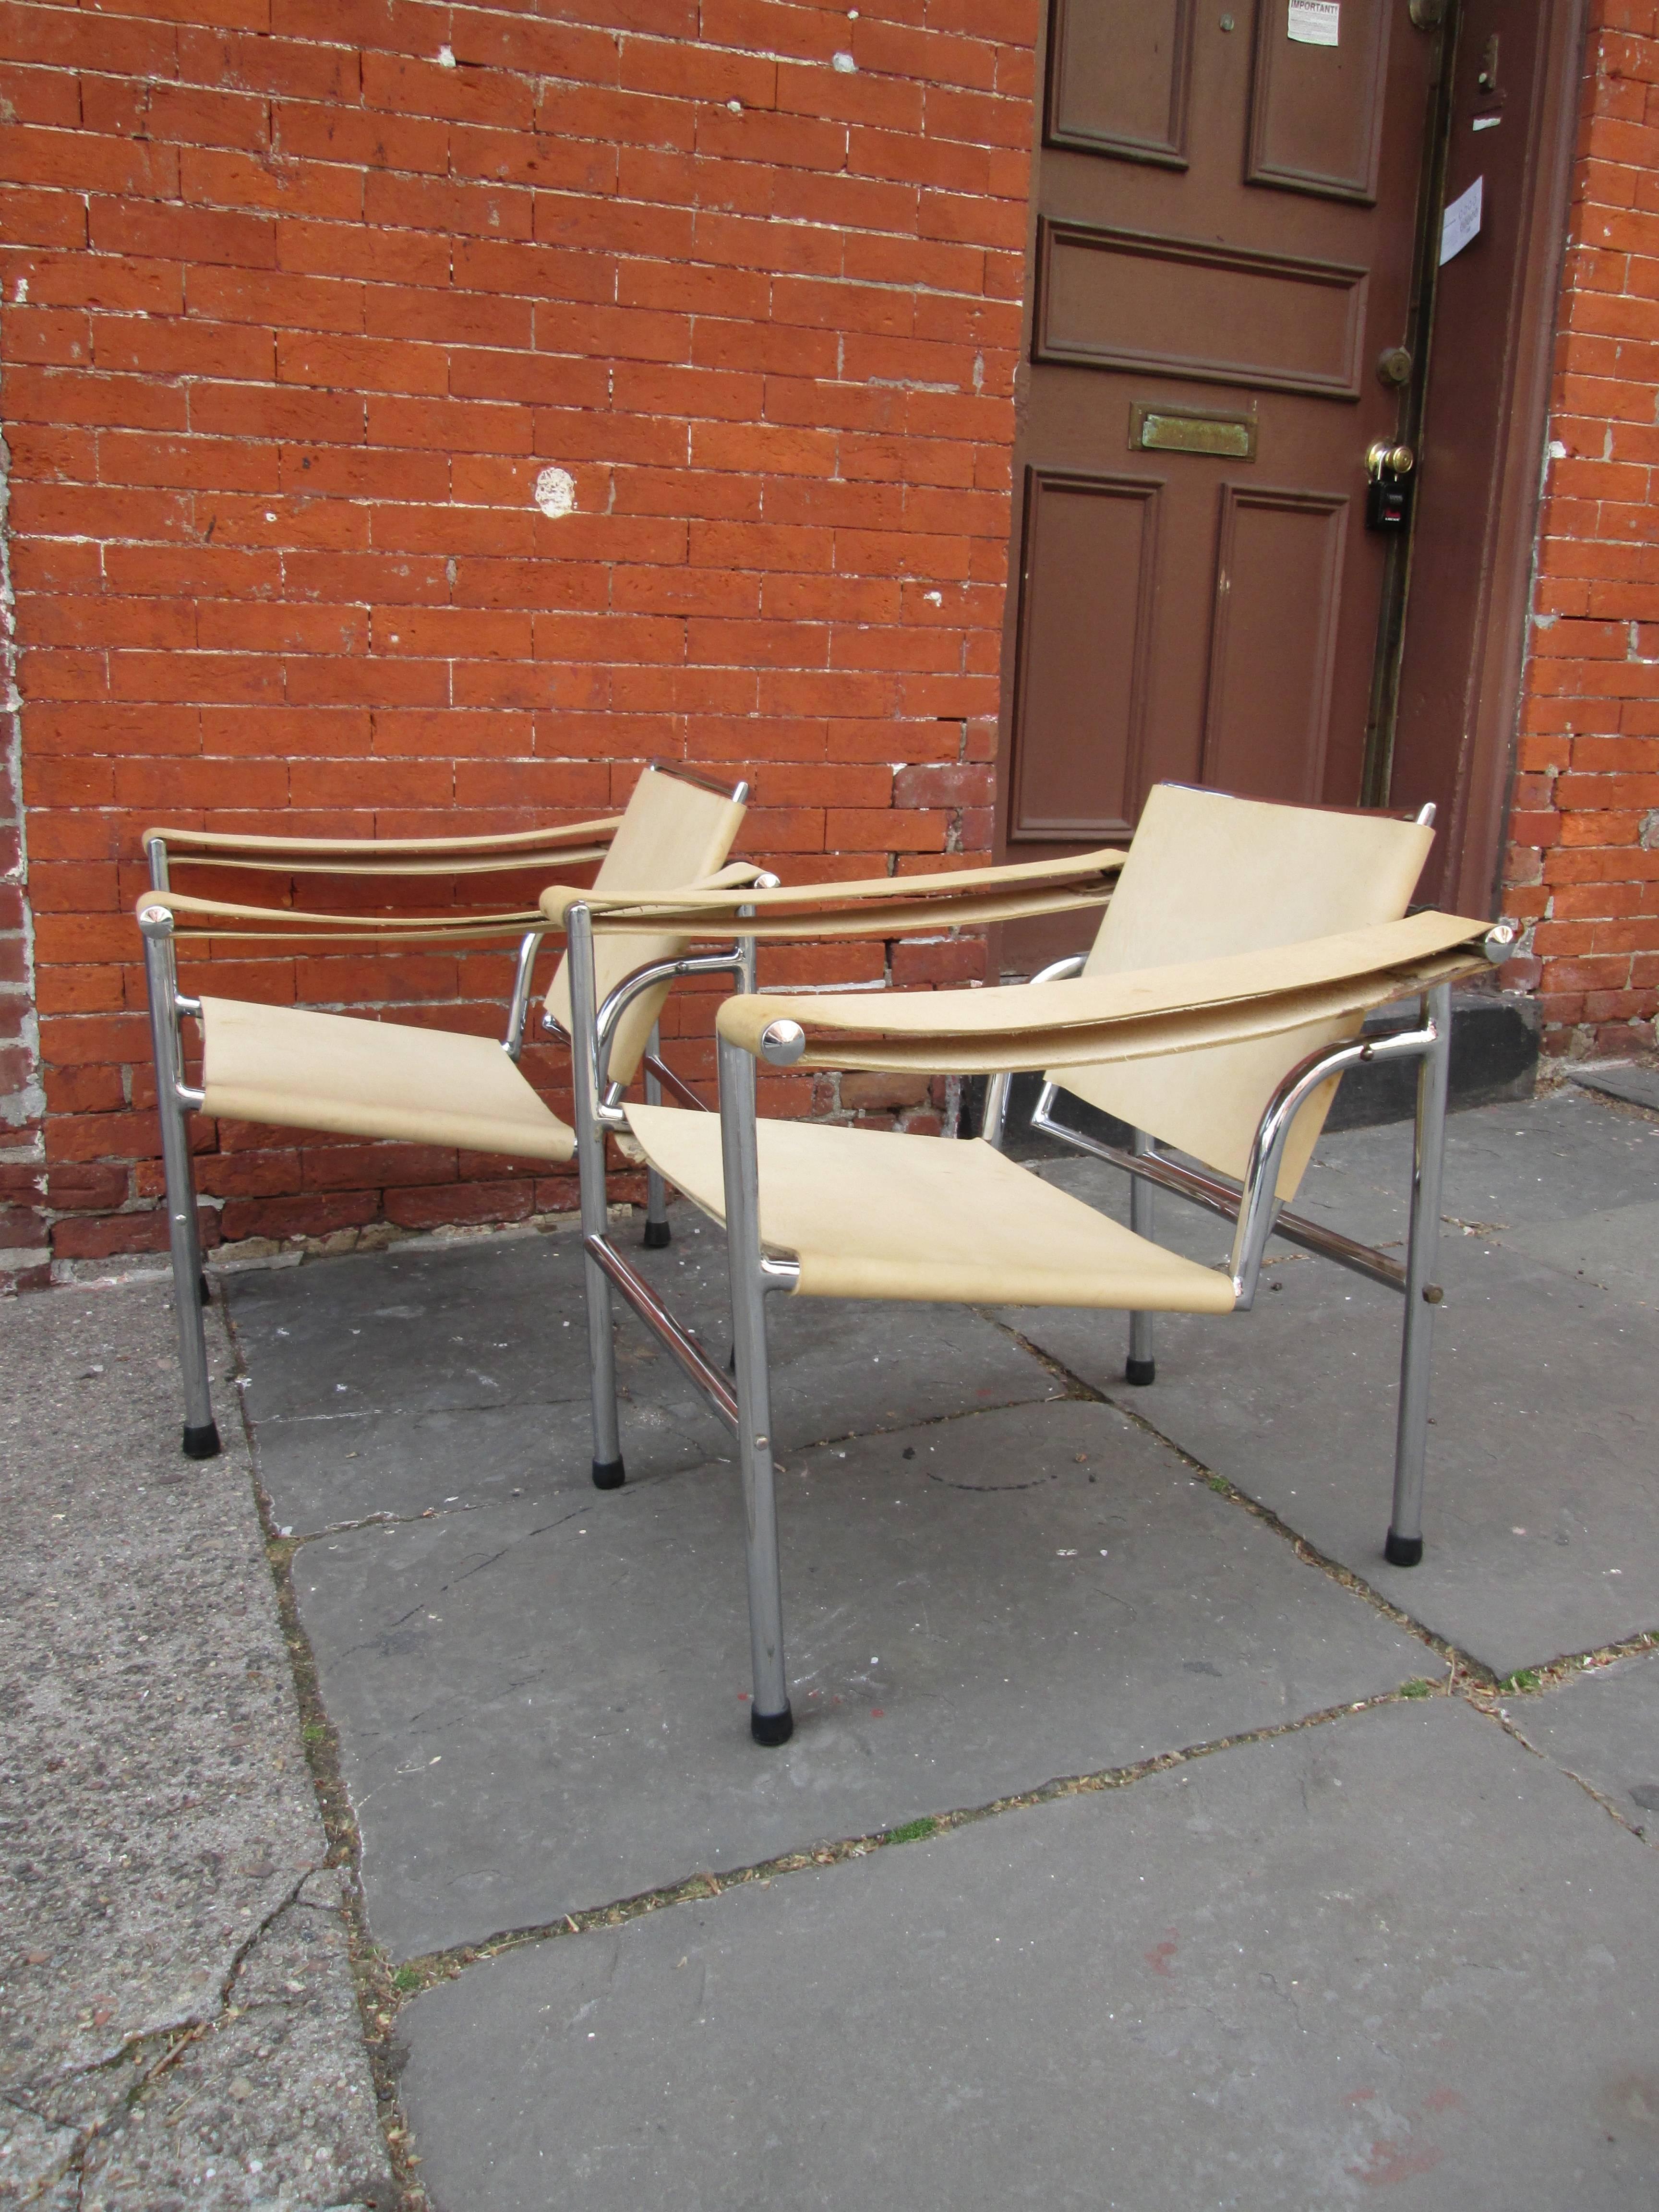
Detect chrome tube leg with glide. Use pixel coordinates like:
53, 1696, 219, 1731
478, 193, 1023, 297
1386, 983, 1452, 1568
642, 1019, 671, 1250
717, 1028, 792, 1747
139, 908, 220, 1461
566, 905, 625, 1491
1126, 1126, 1156, 1387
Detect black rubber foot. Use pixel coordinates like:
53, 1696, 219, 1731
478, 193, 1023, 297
1125, 1357, 1156, 1387
1384, 1529, 1424, 1568
182, 1420, 222, 1461
642, 1218, 672, 1250
750, 1702, 794, 1747
591, 1457, 626, 1491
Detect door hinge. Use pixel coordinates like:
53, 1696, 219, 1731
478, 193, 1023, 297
1408, 0, 1447, 25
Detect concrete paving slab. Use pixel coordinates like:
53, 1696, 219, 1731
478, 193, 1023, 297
230, 1216, 1059, 1538
1009, 1242, 1659, 1681
1503, 1649, 1659, 1845
1010, 1091, 1659, 1678
74, 1870, 388, 2212
396, 1697, 1659, 2212
1569, 1061, 1659, 1114
1294, 1084, 1659, 1243
0, 1282, 390, 2209
1499, 1199, 1659, 1309
291, 1396, 1438, 1959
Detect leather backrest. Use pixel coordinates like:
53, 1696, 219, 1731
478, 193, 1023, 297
543, 766, 746, 1084
1054, 784, 1432, 1196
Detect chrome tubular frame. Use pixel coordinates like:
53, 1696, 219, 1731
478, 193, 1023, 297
503, 926, 553, 1061
137, 904, 222, 1461
1228, 1022, 1439, 1310
584, 1229, 738, 1430
642, 1021, 672, 1246
565, 902, 629, 1491
564, 901, 778, 1495
981, 951, 1086, 1150
1127, 1126, 1156, 1385
718, 1022, 794, 1745
590, 945, 756, 1099
1386, 981, 1452, 1567
642, 1048, 706, 1113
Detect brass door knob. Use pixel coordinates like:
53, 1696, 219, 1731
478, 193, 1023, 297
1367, 440, 1416, 478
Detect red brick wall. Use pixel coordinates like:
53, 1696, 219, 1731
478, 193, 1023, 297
0, 0, 1033, 1276
1504, 0, 1659, 1062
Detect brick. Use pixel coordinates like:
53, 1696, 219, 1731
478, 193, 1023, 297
840, 1070, 932, 1109
384, 1178, 534, 1228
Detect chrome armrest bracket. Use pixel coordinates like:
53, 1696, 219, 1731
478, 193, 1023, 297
504, 925, 557, 1061
1229, 1022, 1438, 1309
1033, 1016, 1444, 1308
592, 944, 748, 1103
983, 952, 1087, 1150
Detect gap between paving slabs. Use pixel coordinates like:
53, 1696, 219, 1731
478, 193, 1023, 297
253, 1233, 1482, 1967
280, 1390, 1443, 1955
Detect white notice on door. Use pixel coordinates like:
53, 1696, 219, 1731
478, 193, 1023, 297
1288, 0, 1340, 44
1439, 175, 1483, 265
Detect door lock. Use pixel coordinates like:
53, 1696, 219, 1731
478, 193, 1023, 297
1366, 440, 1415, 532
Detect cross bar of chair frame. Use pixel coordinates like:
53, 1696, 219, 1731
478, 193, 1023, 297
563, 899, 768, 1488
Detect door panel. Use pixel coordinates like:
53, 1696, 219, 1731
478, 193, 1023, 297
1246, 0, 1392, 202
1010, 471, 1160, 840
1046, 0, 1196, 167
1202, 484, 1348, 801
1005, 0, 1443, 850
1036, 219, 1368, 397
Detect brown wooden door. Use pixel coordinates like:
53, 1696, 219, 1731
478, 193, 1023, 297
1004, 0, 1445, 846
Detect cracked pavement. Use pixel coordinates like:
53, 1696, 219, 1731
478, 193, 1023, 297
0, 1283, 391, 2209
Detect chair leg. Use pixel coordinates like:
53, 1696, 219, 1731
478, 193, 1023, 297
642, 1020, 671, 1249
138, 910, 221, 1461
1126, 1127, 1156, 1385
1386, 982, 1452, 1567
717, 1030, 792, 1747
565, 906, 625, 1491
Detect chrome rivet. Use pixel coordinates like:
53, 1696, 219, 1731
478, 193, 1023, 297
760, 1019, 807, 1066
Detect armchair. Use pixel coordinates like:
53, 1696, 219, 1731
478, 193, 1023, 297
136, 764, 754, 1463
553, 788, 1510, 1744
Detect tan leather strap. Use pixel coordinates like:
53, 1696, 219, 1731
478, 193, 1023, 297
715, 913, 1493, 1075
539, 847, 1126, 938
144, 813, 623, 861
